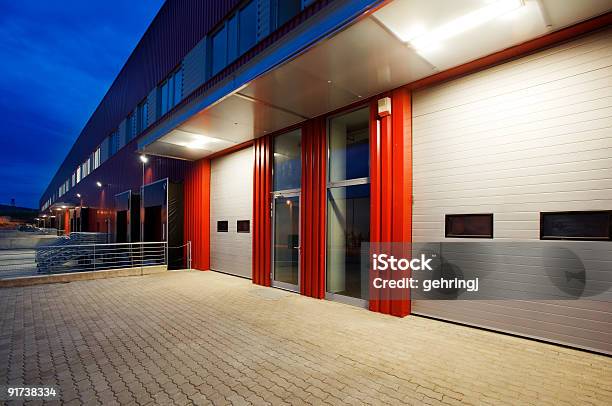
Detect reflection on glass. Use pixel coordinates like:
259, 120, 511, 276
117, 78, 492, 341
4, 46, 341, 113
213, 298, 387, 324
329, 107, 369, 182
274, 196, 300, 286
327, 184, 370, 299
273, 129, 301, 191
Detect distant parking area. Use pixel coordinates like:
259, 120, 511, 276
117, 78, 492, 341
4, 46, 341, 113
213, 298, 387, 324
0, 271, 610, 405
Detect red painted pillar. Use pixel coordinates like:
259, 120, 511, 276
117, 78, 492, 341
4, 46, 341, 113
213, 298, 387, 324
184, 159, 210, 270
369, 88, 413, 317
253, 135, 272, 286
63, 210, 70, 235
300, 118, 326, 299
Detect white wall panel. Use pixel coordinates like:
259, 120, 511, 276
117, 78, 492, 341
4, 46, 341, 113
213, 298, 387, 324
411, 28, 612, 354
210, 146, 254, 278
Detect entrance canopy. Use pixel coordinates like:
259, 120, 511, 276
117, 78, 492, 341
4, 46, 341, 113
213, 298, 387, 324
139, 0, 611, 161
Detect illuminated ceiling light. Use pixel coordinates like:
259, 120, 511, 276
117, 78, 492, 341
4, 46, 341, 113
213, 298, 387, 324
42, 215, 48, 218
139, 155, 149, 163
406, 0, 524, 52
96, 181, 103, 188
185, 140, 208, 150
61, 205, 67, 209
55, 208, 62, 211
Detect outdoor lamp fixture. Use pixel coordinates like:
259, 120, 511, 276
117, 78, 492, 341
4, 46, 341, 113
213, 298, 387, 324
96, 181, 103, 188
404, 0, 524, 52
76, 193, 81, 198
61, 205, 67, 209
41, 215, 47, 218
139, 155, 149, 163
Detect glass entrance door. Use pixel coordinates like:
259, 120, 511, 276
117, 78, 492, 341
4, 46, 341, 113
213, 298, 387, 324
272, 194, 300, 291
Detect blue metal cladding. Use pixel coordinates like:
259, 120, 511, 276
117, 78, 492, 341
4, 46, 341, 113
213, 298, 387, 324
41, 0, 242, 207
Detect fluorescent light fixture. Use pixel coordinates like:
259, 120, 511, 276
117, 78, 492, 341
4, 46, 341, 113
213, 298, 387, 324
407, 0, 524, 51
184, 140, 208, 150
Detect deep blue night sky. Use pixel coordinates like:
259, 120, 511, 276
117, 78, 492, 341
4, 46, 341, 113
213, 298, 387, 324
0, 0, 164, 209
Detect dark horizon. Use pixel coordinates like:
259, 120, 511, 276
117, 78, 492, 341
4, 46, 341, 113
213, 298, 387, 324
0, 0, 164, 210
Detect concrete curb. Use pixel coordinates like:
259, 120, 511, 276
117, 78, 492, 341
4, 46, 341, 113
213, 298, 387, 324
0, 265, 168, 288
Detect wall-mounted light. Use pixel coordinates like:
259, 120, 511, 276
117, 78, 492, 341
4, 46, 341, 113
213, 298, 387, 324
140, 155, 149, 163
96, 181, 103, 188
76, 193, 81, 198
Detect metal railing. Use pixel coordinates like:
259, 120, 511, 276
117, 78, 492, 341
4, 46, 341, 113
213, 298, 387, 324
35, 241, 168, 274
0, 241, 191, 279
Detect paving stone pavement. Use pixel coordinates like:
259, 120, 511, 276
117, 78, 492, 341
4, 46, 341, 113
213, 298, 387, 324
0, 270, 610, 406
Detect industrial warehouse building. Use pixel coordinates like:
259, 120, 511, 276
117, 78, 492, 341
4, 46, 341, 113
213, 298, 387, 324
40, 0, 612, 354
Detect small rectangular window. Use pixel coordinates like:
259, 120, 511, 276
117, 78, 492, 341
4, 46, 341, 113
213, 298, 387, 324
160, 81, 169, 115
137, 101, 148, 133
126, 113, 136, 141
217, 221, 228, 232
445, 214, 493, 238
237, 220, 250, 233
211, 27, 227, 76
276, 0, 301, 28
227, 14, 238, 62
239, 1, 257, 54
173, 69, 182, 106
540, 211, 611, 241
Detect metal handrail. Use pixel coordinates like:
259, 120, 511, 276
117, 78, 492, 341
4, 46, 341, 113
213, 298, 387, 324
1, 240, 191, 279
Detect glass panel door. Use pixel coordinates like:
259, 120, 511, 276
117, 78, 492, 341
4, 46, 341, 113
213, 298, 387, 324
272, 194, 300, 291
326, 106, 370, 306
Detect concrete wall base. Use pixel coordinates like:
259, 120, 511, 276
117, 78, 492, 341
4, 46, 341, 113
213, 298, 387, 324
0, 265, 168, 288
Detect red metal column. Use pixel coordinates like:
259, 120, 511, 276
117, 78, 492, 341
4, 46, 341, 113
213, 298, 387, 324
63, 210, 70, 235
184, 158, 210, 271
369, 89, 413, 317
253, 135, 272, 286
300, 119, 326, 299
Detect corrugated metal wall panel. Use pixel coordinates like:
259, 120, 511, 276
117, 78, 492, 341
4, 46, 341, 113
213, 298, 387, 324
41, 0, 243, 206
300, 119, 326, 298
411, 28, 612, 354
184, 158, 211, 271
253, 135, 272, 286
210, 147, 254, 278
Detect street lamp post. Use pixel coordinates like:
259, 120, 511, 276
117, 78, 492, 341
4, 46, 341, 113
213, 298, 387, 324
140, 155, 148, 243
139, 155, 149, 273
76, 193, 83, 232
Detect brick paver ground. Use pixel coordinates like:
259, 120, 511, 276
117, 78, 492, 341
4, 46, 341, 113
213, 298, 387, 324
0, 271, 610, 405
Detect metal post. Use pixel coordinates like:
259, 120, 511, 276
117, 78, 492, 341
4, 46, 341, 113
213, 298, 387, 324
141, 161, 145, 275
188, 241, 192, 270
93, 243, 96, 272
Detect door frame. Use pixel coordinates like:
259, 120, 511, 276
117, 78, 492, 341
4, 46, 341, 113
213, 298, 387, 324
271, 190, 301, 292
